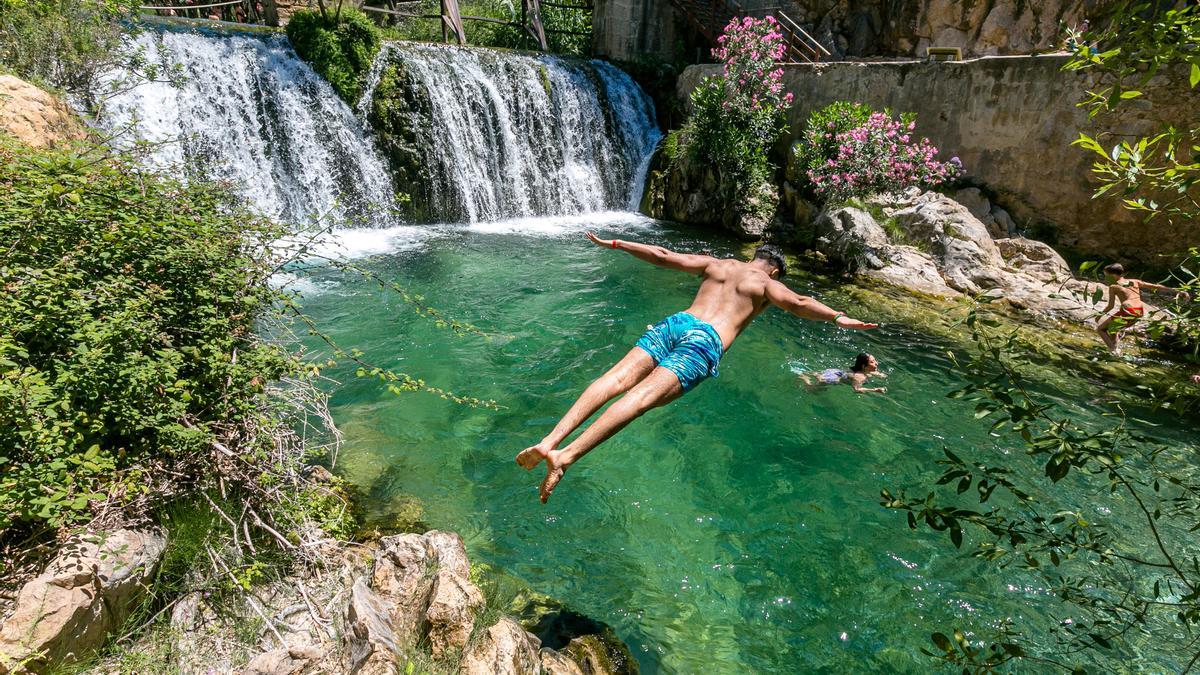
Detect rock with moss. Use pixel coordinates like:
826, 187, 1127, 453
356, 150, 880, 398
640, 142, 777, 240
811, 190, 1112, 322
366, 56, 438, 223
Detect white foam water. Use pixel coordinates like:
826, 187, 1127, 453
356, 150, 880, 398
362, 43, 662, 223
97, 27, 401, 229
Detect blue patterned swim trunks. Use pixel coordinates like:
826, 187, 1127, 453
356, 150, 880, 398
635, 312, 724, 391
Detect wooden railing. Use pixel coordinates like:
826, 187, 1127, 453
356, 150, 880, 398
138, 0, 589, 52
361, 0, 592, 51
668, 0, 829, 63
138, 0, 269, 24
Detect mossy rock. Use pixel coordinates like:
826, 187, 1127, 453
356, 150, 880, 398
564, 633, 639, 675
367, 58, 439, 222
286, 8, 381, 105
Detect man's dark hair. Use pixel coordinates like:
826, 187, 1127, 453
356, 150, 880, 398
1104, 263, 1125, 276
753, 244, 787, 278
852, 353, 872, 373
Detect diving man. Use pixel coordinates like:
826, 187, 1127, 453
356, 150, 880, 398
516, 232, 878, 503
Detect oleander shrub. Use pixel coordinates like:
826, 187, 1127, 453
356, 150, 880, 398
790, 101, 872, 182
0, 137, 293, 531
287, 7, 382, 104
678, 17, 793, 184
795, 102, 962, 202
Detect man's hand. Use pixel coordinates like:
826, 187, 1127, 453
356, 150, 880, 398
835, 315, 878, 330
585, 231, 615, 248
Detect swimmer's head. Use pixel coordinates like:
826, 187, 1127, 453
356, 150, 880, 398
852, 352, 877, 373
752, 245, 787, 278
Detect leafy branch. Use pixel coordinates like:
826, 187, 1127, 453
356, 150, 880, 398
882, 299, 1200, 671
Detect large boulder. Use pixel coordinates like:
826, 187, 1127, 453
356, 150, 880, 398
996, 237, 1072, 282
460, 617, 545, 675
368, 530, 484, 658
884, 191, 1008, 294
0, 75, 86, 148
810, 190, 1106, 320
813, 204, 960, 299
812, 206, 892, 269
0, 529, 165, 673
861, 246, 961, 299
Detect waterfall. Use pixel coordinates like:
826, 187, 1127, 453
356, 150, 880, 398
361, 43, 660, 223
97, 27, 401, 229
97, 27, 660, 229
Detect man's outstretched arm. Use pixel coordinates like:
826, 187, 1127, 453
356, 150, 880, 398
585, 231, 713, 274
765, 279, 878, 330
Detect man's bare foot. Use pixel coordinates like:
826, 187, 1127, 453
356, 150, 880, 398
516, 441, 554, 470
539, 451, 569, 504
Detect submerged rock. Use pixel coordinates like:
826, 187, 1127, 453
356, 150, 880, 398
0, 529, 165, 673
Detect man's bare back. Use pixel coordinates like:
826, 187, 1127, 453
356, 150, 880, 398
515, 232, 876, 503
677, 259, 773, 348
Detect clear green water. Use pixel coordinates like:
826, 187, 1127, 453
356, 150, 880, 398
292, 213, 1194, 673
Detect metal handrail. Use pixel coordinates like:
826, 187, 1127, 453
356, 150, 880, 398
670, 0, 829, 63
777, 9, 829, 57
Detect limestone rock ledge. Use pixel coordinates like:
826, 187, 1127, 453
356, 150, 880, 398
0, 75, 87, 148
0, 529, 166, 674
811, 189, 1111, 323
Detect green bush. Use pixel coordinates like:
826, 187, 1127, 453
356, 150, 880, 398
789, 101, 874, 185
0, 137, 291, 531
0, 0, 136, 105
287, 7, 382, 104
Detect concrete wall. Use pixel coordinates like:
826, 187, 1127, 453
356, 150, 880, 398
676, 55, 1199, 262
592, 0, 677, 63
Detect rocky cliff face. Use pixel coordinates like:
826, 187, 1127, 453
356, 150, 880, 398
757, 0, 1103, 58
593, 0, 1105, 61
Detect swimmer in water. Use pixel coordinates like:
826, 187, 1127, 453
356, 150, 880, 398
799, 353, 887, 394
